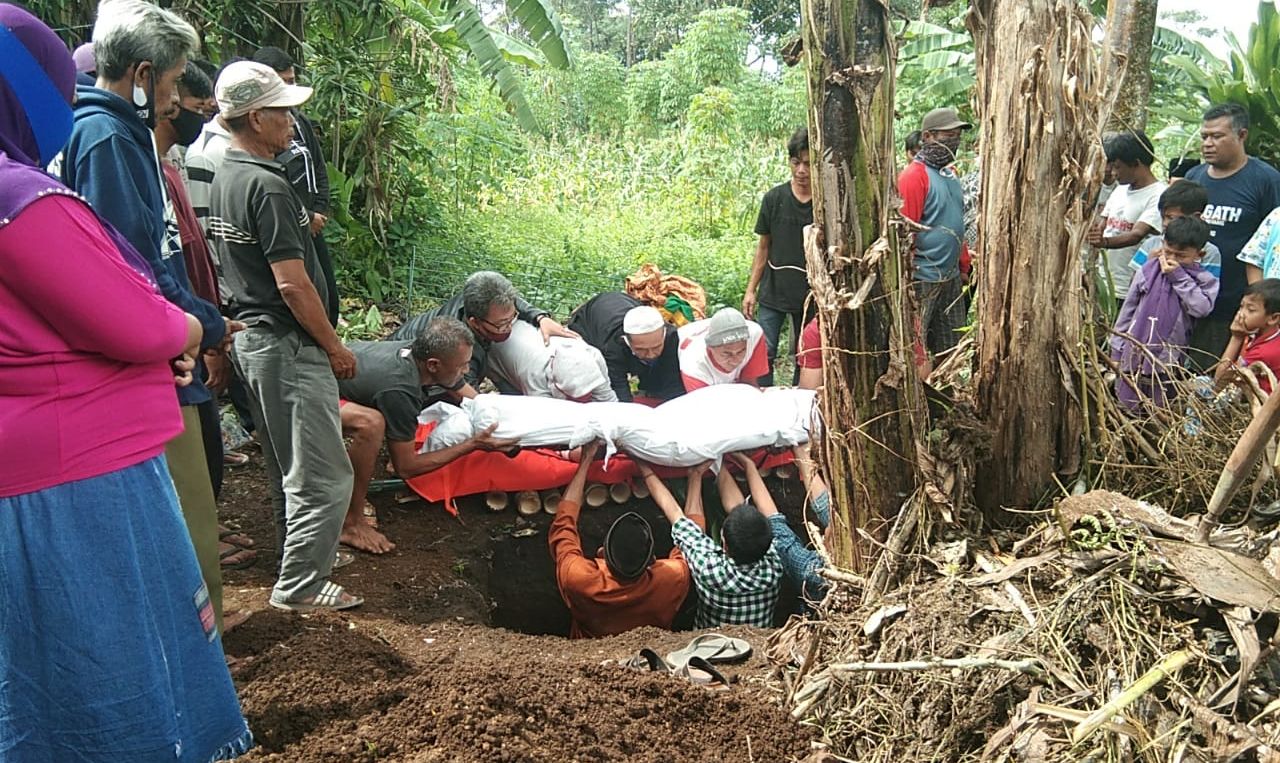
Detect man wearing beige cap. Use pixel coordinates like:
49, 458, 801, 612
676, 307, 769, 391
209, 61, 361, 612
897, 106, 971, 372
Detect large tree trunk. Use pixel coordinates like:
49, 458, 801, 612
1105, 0, 1159, 132
969, 0, 1117, 514
801, 0, 921, 570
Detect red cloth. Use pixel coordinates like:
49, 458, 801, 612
1242, 328, 1280, 393
897, 162, 929, 225
548, 499, 691, 638
404, 429, 795, 514
163, 163, 219, 307
796, 318, 822, 369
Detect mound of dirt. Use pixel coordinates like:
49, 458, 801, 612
227, 612, 814, 762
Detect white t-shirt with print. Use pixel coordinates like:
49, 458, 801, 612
1099, 181, 1166, 298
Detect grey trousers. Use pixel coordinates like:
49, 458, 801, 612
233, 326, 353, 602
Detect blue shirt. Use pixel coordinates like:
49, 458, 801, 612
1186, 159, 1280, 319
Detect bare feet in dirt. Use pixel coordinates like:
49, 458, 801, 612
341, 518, 396, 554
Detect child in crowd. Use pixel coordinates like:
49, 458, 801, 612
1237, 206, 1280, 282
1111, 216, 1218, 410
1129, 180, 1222, 280
1215, 279, 1280, 394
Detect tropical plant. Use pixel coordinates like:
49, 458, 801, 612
1164, 1, 1280, 168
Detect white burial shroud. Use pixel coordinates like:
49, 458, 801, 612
417, 384, 817, 469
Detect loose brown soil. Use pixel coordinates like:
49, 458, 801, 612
218, 458, 815, 761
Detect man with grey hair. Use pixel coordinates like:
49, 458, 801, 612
59, 0, 236, 630
337, 318, 518, 552
392, 270, 578, 397
209, 60, 360, 612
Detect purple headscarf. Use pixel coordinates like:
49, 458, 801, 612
0, 4, 153, 278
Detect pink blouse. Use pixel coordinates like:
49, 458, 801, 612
0, 194, 189, 497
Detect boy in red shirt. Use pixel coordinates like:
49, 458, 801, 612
1216, 279, 1280, 394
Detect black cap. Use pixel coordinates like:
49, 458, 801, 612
603, 512, 655, 581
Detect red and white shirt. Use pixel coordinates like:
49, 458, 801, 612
1242, 328, 1280, 394
677, 318, 769, 391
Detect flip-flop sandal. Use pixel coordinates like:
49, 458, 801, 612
218, 527, 256, 549
269, 580, 363, 612
666, 633, 752, 669
679, 656, 731, 692
362, 502, 379, 528
224, 451, 250, 467
219, 541, 257, 570
334, 548, 356, 570
623, 648, 673, 673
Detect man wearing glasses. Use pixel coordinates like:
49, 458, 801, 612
393, 271, 578, 400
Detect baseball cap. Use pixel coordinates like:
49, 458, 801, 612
215, 60, 312, 119
920, 107, 972, 132
623, 305, 664, 335
706, 307, 750, 347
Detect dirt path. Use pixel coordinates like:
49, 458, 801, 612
218, 460, 814, 761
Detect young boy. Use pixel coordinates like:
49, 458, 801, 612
1129, 180, 1223, 280
1111, 216, 1219, 410
637, 458, 782, 628
1215, 279, 1280, 394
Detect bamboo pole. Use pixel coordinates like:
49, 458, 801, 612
514, 490, 541, 516
542, 490, 562, 514
631, 479, 650, 499
584, 483, 609, 508
1071, 649, 1192, 745
1197, 390, 1280, 541
608, 482, 631, 504
485, 490, 508, 511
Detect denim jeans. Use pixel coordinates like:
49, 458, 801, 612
755, 304, 805, 386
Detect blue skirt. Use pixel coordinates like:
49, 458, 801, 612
0, 456, 253, 762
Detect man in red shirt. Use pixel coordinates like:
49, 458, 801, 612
547, 442, 693, 638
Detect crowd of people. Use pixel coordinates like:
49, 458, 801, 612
9, 0, 1280, 759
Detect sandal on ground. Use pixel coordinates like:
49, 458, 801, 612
219, 541, 257, 570
224, 451, 250, 467
222, 609, 252, 633
218, 525, 255, 549
623, 648, 673, 673
666, 633, 752, 669
679, 656, 731, 691
334, 547, 356, 570
362, 502, 379, 528
269, 580, 363, 613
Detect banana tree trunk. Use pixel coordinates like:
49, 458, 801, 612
1104, 0, 1157, 132
801, 0, 921, 570
969, 0, 1116, 514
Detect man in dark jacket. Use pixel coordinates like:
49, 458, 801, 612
57, 0, 231, 630
392, 271, 577, 398
568, 292, 684, 403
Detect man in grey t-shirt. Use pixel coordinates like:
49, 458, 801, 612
209, 61, 360, 612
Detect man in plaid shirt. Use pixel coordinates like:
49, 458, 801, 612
636, 458, 782, 628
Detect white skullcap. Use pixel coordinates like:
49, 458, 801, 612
550, 341, 606, 399
622, 305, 664, 335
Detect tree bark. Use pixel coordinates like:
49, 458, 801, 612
801, 0, 922, 570
1105, 0, 1158, 132
969, 0, 1117, 514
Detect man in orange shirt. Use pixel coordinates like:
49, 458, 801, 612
548, 442, 693, 638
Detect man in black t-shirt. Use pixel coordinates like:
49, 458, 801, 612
745, 127, 813, 386
567, 292, 685, 402
337, 317, 517, 554
1185, 103, 1280, 369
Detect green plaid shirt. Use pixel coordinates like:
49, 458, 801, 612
671, 516, 782, 628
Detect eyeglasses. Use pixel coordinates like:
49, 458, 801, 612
479, 315, 518, 332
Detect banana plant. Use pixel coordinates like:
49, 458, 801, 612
1164, 1, 1280, 167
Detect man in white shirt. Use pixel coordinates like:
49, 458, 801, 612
486, 320, 617, 402
1088, 130, 1166, 309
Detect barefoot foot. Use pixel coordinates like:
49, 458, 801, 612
340, 520, 396, 554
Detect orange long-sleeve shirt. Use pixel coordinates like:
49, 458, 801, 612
548, 500, 693, 639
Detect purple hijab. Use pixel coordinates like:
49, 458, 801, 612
0, 4, 152, 277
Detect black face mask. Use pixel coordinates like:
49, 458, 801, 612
171, 107, 205, 147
